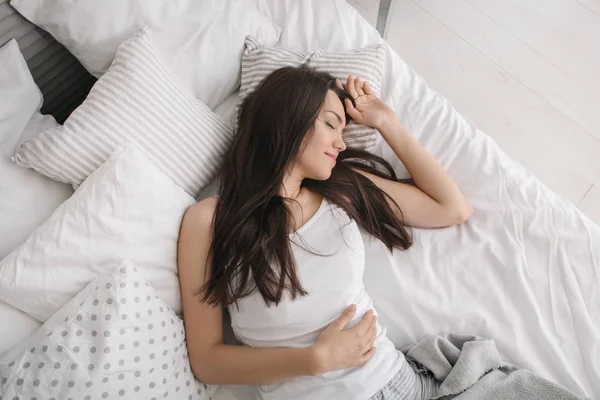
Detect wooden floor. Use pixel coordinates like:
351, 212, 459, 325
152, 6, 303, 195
347, 0, 600, 224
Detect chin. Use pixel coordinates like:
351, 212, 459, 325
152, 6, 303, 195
319, 168, 334, 180
307, 169, 333, 181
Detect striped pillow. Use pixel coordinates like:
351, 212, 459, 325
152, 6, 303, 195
12, 27, 232, 196
240, 36, 385, 151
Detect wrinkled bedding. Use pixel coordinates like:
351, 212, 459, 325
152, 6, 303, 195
0, 1, 596, 399
211, 1, 599, 399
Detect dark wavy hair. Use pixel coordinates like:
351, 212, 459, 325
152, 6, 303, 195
199, 65, 412, 307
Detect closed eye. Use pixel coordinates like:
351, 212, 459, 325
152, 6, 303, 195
326, 122, 335, 129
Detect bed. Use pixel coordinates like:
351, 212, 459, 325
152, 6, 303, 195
0, 0, 598, 399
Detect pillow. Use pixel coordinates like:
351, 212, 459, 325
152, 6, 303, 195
240, 36, 385, 151
213, 90, 241, 126
11, 0, 281, 109
0, 144, 195, 322
0, 39, 40, 151
252, 0, 382, 53
1, 112, 74, 260
0, 301, 41, 357
0, 39, 74, 259
0, 259, 216, 399
12, 27, 232, 197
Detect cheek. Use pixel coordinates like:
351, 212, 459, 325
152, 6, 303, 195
306, 139, 329, 162
298, 146, 322, 168
308, 127, 331, 149
296, 127, 333, 174
296, 145, 329, 176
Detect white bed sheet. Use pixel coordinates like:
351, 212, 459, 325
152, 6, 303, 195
211, 1, 599, 399
1, 0, 596, 397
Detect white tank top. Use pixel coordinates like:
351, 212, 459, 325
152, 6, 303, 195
228, 198, 405, 400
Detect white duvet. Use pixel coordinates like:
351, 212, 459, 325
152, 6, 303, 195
211, 1, 599, 399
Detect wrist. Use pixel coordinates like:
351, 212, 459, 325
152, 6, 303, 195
306, 345, 328, 376
376, 114, 401, 134
377, 117, 414, 145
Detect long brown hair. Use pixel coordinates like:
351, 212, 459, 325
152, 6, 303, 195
200, 66, 412, 307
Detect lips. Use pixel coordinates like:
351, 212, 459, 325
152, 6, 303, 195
325, 152, 337, 162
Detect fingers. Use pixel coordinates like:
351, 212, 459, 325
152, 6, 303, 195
347, 74, 371, 98
344, 98, 361, 121
333, 304, 357, 330
356, 347, 376, 366
335, 78, 344, 90
353, 313, 377, 367
353, 309, 376, 336
354, 76, 365, 96
365, 318, 377, 339
363, 80, 374, 95
368, 313, 378, 342
358, 322, 377, 357
365, 321, 377, 348
346, 75, 359, 99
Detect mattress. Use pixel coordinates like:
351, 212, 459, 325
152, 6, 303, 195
0, 0, 597, 399
211, 1, 599, 399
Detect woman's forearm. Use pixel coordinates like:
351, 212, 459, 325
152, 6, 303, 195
378, 118, 472, 213
193, 343, 320, 386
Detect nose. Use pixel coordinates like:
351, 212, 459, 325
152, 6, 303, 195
334, 134, 346, 152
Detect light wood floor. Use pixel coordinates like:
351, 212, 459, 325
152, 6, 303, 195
348, 0, 600, 224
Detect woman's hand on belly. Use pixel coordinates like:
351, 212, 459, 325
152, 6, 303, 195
310, 305, 378, 375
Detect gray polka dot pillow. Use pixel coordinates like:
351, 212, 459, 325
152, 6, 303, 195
0, 259, 216, 400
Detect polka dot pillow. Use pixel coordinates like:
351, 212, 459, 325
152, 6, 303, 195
0, 259, 216, 400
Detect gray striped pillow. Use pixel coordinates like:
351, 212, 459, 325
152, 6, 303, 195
12, 27, 232, 196
240, 36, 385, 151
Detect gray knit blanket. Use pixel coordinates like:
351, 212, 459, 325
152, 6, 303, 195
401, 334, 588, 400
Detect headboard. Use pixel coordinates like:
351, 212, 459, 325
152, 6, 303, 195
0, 0, 95, 123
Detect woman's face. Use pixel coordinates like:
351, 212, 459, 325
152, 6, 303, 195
296, 90, 347, 180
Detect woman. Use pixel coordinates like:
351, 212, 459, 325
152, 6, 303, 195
178, 66, 472, 400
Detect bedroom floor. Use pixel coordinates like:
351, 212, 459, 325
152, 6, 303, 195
348, 0, 600, 225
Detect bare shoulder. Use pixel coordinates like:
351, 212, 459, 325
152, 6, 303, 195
180, 197, 218, 241
183, 197, 218, 227
178, 197, 219, 282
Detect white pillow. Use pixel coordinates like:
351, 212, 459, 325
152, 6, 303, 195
1, 112, 74, 260
0, 259, 216, 399
0, 39, 74, 260
13, 27, 233, 197
0, 144, 195, 322
0, 39, 40, 151
0, 301, 41, 357
240, 36, 385, 151
11, 0, 281, 109
252, 0, 382, 53
0, 115, 72, 356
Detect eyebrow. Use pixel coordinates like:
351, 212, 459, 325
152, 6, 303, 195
325, 110, 343, 124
